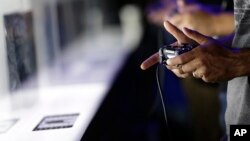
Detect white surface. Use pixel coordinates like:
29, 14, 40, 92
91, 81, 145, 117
0, 27, 131, 141
0, 84, 107, 141
0, 1, 140, 140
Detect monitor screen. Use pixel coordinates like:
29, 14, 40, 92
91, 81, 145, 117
4, 12, 37, 92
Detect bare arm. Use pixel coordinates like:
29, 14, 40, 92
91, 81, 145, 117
212, 12, 235, 36
169, 2, 234, 36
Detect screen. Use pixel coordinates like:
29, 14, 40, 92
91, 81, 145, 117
4, 12, 37, 91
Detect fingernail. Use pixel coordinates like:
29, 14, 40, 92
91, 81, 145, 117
166, 59, 171, 65
163, 20, 168, 26
164, 20, 173, 29
163, 21, 166, 27
140, 64, 146, 70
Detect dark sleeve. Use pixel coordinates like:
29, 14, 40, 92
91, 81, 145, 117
224, 0, 234, 12
198, 0, 223, 5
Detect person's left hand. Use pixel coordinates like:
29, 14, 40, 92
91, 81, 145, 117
147, 0, 177, 26
169, 1, 218, 36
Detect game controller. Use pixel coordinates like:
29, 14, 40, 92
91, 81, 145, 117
159, 43, 196, 65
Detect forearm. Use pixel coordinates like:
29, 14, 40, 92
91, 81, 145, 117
218, 33, 250, 78
214, 13, 250, 78
212, 12, 235, 36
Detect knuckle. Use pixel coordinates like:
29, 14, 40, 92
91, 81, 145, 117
172, 69, 181, 75
201, 69, 210, 79
202, 74, 215, 83
195, 46, 202, 53
172, 69, 187, 78
177, 69, 184, 74
182, 74, 189, 78
176, 73, 183, 78
199, 57, 207, 65
203, 67, 209, 74
195, 59, 202, 67
202, 77, 210, 83
202, 70, 209, 77
179, 73, 189, 78
196, 58, 203, 65
177, 57, 185, 64
181, 65, 188, 73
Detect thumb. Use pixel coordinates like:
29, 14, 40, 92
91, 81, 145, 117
183, 27, 209, 44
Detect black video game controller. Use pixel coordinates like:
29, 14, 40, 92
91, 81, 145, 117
159, 43, 196, 65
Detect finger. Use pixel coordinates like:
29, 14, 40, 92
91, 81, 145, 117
197, 67, 214, 82
172, 69, 190, 78
166, 65, 174, 70
167, 63, 184, 70
140, 52, 159, 70
169, 14, 183, 27
166, 51, 195, 66
181, 58, 202, 73
192, 72, 199, 78
177, 0, 187, 7
183, 27, 210, 44
166, 65, 180, 70
164, 21, 190, 43
177, 0, 187, 13
195, 68, 205, 78
192, 68, 203, 79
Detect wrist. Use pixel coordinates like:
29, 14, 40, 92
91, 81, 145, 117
230, 49, 250, 77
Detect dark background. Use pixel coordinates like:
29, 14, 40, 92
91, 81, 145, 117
81, 0, 233, 140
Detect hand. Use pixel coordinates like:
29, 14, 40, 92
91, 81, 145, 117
167, 27, 236, 83
140, 21, 197, 78
146, 0, 193, 26
141, 21, 236, 83
169, 1, 218, 36
147, 0, 177, 26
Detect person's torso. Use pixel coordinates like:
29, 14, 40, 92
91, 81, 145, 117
226, 0, 250, 135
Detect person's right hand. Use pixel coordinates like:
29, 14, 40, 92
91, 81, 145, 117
141, 21, 237, 83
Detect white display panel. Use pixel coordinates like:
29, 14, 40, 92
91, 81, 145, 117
0, 0, 32, 95
32, 0, 88, 87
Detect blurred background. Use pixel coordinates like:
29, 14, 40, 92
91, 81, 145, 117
0, 0, 234, 141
